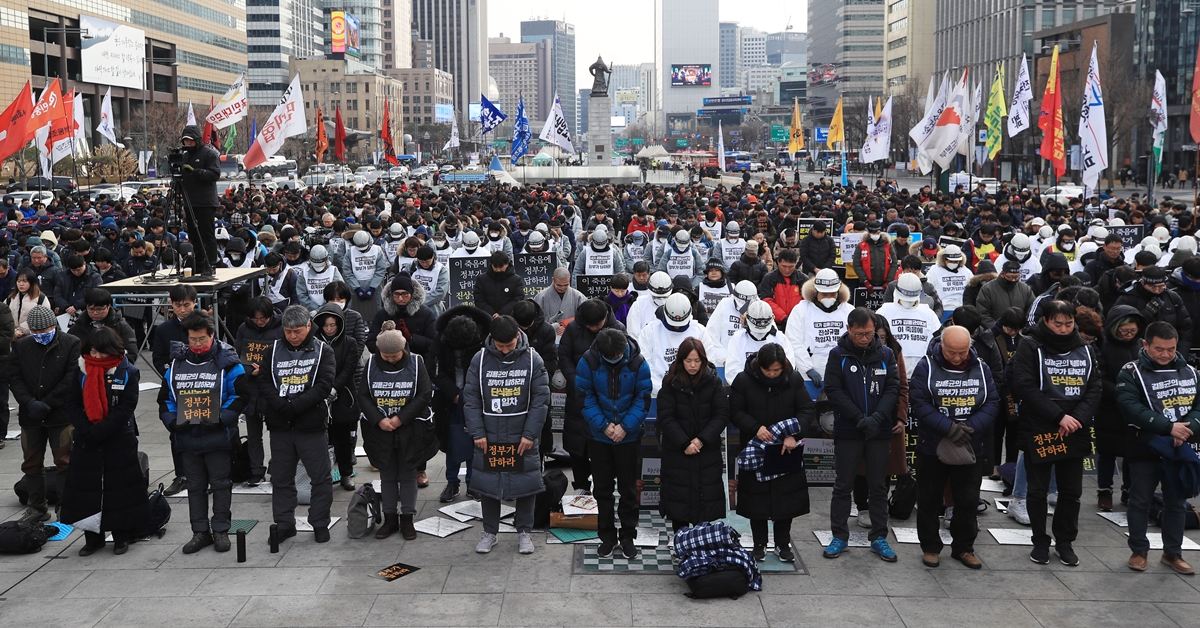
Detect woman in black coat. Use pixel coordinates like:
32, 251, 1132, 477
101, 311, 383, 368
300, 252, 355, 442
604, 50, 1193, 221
730, 343, 815, 563
1094, 304, 1143, 510
314, 302, 362, 491
656, 337, 729, 530
60, 327, 148, 556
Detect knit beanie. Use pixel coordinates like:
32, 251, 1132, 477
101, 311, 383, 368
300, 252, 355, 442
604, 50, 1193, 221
377, 320, 407, 354
27, 305, 56, 332
390, 273, 414, 293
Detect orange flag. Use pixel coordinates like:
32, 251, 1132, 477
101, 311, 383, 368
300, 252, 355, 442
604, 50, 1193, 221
1037, 46, 1066, 178
0, 81, 34, 163
334, 106, 346, 163
314, 107, 328, 163
26, 78, 62, 136
1191, 39, 1200, 143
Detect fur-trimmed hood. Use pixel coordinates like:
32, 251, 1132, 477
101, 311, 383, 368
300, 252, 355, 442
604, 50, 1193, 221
935, 247, 968, 270
381, 274, 429, 317
967, 272, 996, 288
801, 275, 850, 305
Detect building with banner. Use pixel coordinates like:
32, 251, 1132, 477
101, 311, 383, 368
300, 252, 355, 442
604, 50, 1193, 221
655, 0, 720, 136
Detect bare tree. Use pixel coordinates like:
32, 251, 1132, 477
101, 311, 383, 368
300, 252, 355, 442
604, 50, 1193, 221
1102, 44, 1150, 184
890, 80, 924, 165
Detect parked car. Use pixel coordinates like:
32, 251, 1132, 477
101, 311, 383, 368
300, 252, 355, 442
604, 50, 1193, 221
824, 160, 843, 176
1044, 185, 1086, 205
9, 176, 76, 194
6, 190, 56, 205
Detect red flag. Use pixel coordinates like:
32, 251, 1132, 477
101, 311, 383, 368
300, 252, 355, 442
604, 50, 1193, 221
334, 106, 346, 162
26, 78, 62, 136
314, 107, 328, 163
1191, 39, 1200, 143
203, 96, 216, 145
0, 81, 34, 163
381, 101, 398, 166
1037, 46, 1066, 178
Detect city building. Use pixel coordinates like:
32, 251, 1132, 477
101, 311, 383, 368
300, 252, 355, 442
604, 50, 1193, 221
488, 35, 551, 123
765, 30, 806, 66
578, 86, 589, 134
290, 55, 404, 161
739, 26, 766, 78
386, 66, 453, 126
806, 0, 886, 126
413, 35, 433, 68
773, 61, 807, 108
521, 19, 575, 140
655, 0, 720, 136
322, 0, 385, 70
1133, 0, 1200, 175
413, 0, 489, 128
381, 0, 413, 69
884, 0, 935, 96
719, 22, 739, 90
247, 0, 323, 106
610, 63, 643, 127
743, 65, 780, 97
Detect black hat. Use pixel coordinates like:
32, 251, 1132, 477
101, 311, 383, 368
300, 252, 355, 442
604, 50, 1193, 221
1142, 266, 1167, 285
866, 220, 881, 232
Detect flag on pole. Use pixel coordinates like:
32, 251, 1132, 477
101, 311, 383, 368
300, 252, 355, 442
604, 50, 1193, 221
381, 101, 398, 166
223, 119, 237, 155
202, 96, 216, 145
444, 115, 460, 152
334, 106, 346, 162
1079, 42, 1108, 191
959, 79, 981, 159
826, 98, 844, 150
0, 81, 35, 163
1038, 46, 1066, 178
72, 90, 85, 149
538, 93, 574, 154
46, 89, 74, 166
314, 107, 327, 163
186, 101, 196, 127
1008, 53, 1033, 137
205, 74, 248, 129
787, 97, 804, 156
511, 95, 531, 162
1152, 70, 1168, 180
249, 115, 257, 149
911, 72, 949, 174
243, 75, 306, 170
925, 69, 970, 170
864, 96, 876, 147
1192, 38, 1200, 143
26, 78, 62, 136
862, 97, 892, 163
985, 64, 1007, 160
718, 120, 727, 172
480, 94, 507, 135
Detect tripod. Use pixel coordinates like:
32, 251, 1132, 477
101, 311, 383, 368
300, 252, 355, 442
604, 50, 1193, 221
165, 174, 215, 280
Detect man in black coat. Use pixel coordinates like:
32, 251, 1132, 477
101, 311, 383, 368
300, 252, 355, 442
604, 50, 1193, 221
1115, 266, 1193, 355
68, 288, 137, 360
153, 284, 199, 496
1083, 234, 1127, 286
512, 299, 561, 455
367, 274, 437, 357
728, 241, 768, 286
558, 299, 625, 491
798, 221, 836, 275
473, 251, 525, 318
52, 255, 102, 318
178, 125, 222, 273
9, 305, 81, 522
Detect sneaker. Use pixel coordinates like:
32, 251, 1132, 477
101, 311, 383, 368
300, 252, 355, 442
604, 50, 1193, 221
1047, 492, 1058, 507
212, 532, 231, 552
1128, 551, 1148, 572
597, 540, 616, 558
774, 544, 795, 562
439, 484, 460, 503
823, 537, 848, 559
518, 532, 535, 554
942, 506, 954, 529
163, 477, 187, 496
857, 511, 872, 529
1097, 489, 1113, 512
620, 537, 639, 559
870, 538, 898, 562
476, 532, 499, 554
17, 508, 50, 523
182, 532, 214, 554
1030, 543, 1050, 565
752, 544, 766, 561
1056, 546, 1079, 567
1008, 498, 1031, 525
1161, 552, 1195, 575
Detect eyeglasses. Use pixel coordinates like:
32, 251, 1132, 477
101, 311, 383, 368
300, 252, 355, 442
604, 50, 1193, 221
392, 291, 411, 299
86, 305, 109, 312
849, 330, 875, 339
187, 335, 213, 346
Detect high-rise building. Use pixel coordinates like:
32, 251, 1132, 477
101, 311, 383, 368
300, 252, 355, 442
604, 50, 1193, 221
413, 36, 434, 68
719, 22, 739, 90
883, 0, 935, 96
743, 66, 780, 96
739, 27, 767, 73
488, 36, 551, 123
381, 0, 413, 69
387, 66, 453, 126
413, 0, 489, 126
323, 0, 385, 70
806, 0, 886, 125
248, 0, 323, 105
521, 20, 575, 140
655, 0, 720, 135
765, 31, 806, 66
578, 87, 589, 134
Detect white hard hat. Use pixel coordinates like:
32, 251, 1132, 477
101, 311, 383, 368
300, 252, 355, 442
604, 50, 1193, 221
649, 271, 674, 295
1177, 236, 1198, 254
389, 223, 405, 237
462, 231, 481, 248
214, 226, 230, 241
1090, 226, 1109, 240
1153, 226, 1171, 244
527, 231, 545, 247
591, 228, 609, 246
352, 230, 372, 248
1010, 233, 1031, 250
896, 273, 923, 302
745, 300, 775, 336
1038, 225, 1054, 239
942, 244, 963, 261
663, 293, 693, 328
1079, 241, 1099, 257
309, 244, 329, 263
674, 229, 690, 245
814, 268, 841, 292
734, 280, 758, 303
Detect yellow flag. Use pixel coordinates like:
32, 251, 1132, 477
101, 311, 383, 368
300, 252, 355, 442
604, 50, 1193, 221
788, 97, 805, 153
827, 97, 844, 150
874, 96, 882, 121
985, 64, 1007, 160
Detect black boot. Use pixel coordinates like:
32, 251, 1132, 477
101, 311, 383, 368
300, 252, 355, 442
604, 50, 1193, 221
376, 513, 400, 539
400, 514, 417, 540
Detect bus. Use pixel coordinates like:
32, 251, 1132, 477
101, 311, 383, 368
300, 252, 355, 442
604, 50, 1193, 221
725, 151, 756, 172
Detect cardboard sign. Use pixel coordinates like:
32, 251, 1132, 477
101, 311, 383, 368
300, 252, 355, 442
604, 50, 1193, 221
839, 232, 862, 268
514, 252, 555, 299
938, 235, 968, 250
802, 437, 836, 485
852, 287, 886, 310
177, 387, 217, 425
795, 217, 834, 239
576, 274, 612, 299
484, 443, 524, 471
447, 256, 490, 308
1027, 431, 1088, 463
1106, 224, 1143, 251
372, 562, 421, 581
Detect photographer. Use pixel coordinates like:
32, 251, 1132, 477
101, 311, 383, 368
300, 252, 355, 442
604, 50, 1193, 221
176, 126, 221, 274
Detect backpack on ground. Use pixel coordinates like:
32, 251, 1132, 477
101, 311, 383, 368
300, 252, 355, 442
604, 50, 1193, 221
684, 567, 750, 600
888, 471, 917, 520
535, 469, 569, 528
137, 451, 150, 490
346, 483, 383, 539
133, 482, 172, 540
13, 468, 60, 506
0, 521, 52, 554
229, 436, 253, 484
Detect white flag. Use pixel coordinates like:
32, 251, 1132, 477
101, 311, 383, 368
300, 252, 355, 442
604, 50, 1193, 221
243, 75, 306, 170
959, 80, 982, 158
443, 115, 460, 152
1008, 54, 1033, 137
1152, 70, 1168, 175
97, 88, 124, 148
911, 71, 949, 174
925, 68, 971, 170
186, 101, 196, 127
538, 93, 575, 154
717, 120, 727, 172
205, 74, 248, 129
1079, 42, 1108, 190
864, 96, 876, 144
862, 97, 893, 163
73, 94, 85, 141
138, 150, 153, 175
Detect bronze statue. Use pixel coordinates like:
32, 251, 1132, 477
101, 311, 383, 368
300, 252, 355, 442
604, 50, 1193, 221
589, 55, 612, 96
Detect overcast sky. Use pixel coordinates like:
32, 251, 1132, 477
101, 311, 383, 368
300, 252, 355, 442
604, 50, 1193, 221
487, 0, 807, 88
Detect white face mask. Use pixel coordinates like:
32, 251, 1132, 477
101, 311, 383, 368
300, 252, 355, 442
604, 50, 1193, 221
819, 297, 837, 308
946, 262, 960, 271
653, 295, 670, 306
1058, 241, 1075, 251
898, 298, 918, 309
1012, 248, 1031, 262
869, 232, 882, 242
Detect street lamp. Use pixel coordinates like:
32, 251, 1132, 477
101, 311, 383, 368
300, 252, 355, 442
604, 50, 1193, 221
1182, 1, 1200, 15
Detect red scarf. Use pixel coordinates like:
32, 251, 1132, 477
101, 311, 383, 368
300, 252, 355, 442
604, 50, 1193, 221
83, 354, 123, 424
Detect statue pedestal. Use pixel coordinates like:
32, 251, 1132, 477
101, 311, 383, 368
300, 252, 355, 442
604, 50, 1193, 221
587, 93, 612, 166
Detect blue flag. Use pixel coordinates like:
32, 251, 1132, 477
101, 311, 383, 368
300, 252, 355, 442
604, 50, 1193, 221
249, 116, 257, 149
511, 95, 531, 162
480, 95, 506, 135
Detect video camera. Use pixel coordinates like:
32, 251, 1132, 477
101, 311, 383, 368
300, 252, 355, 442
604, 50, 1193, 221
167, 147, 187, 177
303, 226, 333, 248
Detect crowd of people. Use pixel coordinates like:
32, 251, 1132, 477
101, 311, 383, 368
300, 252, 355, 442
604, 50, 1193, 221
3, 169, 1199, 575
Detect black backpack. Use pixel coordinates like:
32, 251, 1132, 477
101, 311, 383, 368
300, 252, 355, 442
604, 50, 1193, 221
888, 471, 917, 520
0, 521, 52, 554
230, 436, 253, 484
133, 483, 172, 540
685, 567, 749, 600
534, 469, 569, 528
13, 468, 60, 506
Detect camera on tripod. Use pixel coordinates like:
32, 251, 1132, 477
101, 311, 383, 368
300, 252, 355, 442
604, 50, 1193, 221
303, 226, 333, 248
167, 147, 187, 177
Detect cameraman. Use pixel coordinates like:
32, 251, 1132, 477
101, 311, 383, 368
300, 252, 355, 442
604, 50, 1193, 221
178, 126, 221, 274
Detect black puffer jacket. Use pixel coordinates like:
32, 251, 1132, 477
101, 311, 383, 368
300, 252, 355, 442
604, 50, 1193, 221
1095, 305, 1145, 457
558, 307, 625, 458
1170, 267, 1200, 351
656, 365, 729, 524
234, 312, 284, 417
314, 303, 362, 425
728, 253, 768, 286
368, 278, 437, 357
69, 308, 137, 359
798, 233, 836, 274
1115, 283, 1193, 355
520, 300, 559, 375
9, 330, 81, 428
178, 124, 222, 207
256, 329, 336, 432
473, 265, 525, 317
430, 305, 492, 450
1007, 322, 1103, 456
730, 362, 814, 521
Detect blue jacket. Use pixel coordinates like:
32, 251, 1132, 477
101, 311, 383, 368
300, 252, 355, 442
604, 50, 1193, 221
576, 337, 653, 444
908, 342, 1000, 456
160, 340, 247, 453
823, 333, 900, 441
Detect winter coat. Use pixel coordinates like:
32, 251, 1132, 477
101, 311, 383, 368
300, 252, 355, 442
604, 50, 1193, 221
256, 329, 336, 432
520, 300, 560, 375
1115, 283, 1194, 355
823, 334, 901, 441
853, 235, 899, 288
473, 265, 525, 317
6, 291, 50, 334
0, 301, 14, 371
976, 275, 1035, 328
357, 351, 434, 472
1007, 322, 1102, 456
657, 366, 729, 524
151, 315, 186, 375
368, 278, 437, 357
69, 308, 137, 360
728, 253, 768, 286
730, 364, 814, 521
559, 308, 625, 456
1095, 305, 1146, 457
51, 267, 102, 314
798, 233, 836, 274
9, 330, 82, 428
962, 271, 995, 308
1170, 267, 1200, 351
314, 303, 362, 425
463, 332, 550, 500
178, 125, 222, 207
1115, 349, 1200, 460
234, 313, 284, 417
430, 305, 492, 450
758, 268, 808, 324
160, 341, 247, 453
909, 344, 1000, 457
576, 337, 653, 444
59, 357, 148, 533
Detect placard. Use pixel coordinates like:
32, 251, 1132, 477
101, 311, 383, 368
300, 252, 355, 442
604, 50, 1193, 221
514, 252, 554, 299
937, 235, 968, 250
447, 256, 490, 307
1027, 431, 1088, 463
371, 562, 421, 581
802, 437, 836, 485
576, 274, 612, 299
1106, 224, 1143, 251
795, 217, 834, 239
839, 232, 863, 267
483, 443, 524, 472
852, 287, 886, 310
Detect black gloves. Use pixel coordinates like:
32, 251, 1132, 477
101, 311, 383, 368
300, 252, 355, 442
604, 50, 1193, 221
857, 414, 881, 440
27, 400, 51, 421
947, 422, 974, 446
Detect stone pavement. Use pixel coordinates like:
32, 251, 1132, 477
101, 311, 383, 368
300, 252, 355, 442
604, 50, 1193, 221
2, 377, 1200, 627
